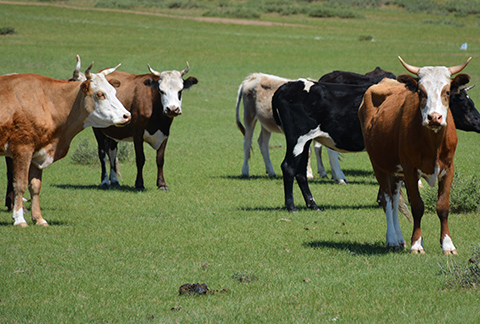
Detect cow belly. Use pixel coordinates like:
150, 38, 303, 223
32, 148, 54, 169
144, 129, 167, 150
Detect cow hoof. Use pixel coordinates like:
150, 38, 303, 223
158, 186, 169, 191
337, 179, 348, 185
135, 186, 146, 192
443, 250, 458, 255
319, 172, 328, 178
110, 181, 120, 187
411, 249, 426, 254
100, 183, 110, 190
35, 220, 49, 226
14, 222, 28, 228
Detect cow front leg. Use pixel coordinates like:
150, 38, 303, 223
437, 166, 456, 255
404, 173, 425, 254
156, 138, 169, 190
28, 165, 47, 226
106, 137, 120, 187
296, 141, 319, 211
134, 136, 146, 190
93, 128, 111, 189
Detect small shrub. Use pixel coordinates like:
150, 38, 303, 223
0, 26, 15, 35
439, 245, 480, 289
358, 35, 375, 41
423, 172, 480, 213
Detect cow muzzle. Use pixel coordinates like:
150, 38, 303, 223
166, 106, 182, 117
116, 112, 132, 127
426, 113, 444, 130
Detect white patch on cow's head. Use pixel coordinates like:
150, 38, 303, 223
157, 70, 185, 117
83, 71, 131, 128
416, 66, 451, 131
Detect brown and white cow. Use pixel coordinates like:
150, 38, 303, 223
235, 73, 342, 181
92, 63, 198, 190
359, 57, 471, 254
0, 61, 131, 227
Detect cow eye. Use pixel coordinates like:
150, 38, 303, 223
178, 90, 183, 100
96, 91, 106, 100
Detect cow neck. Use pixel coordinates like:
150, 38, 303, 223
51, 81, 91, 161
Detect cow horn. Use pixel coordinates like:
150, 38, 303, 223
147, 64, 161, 77
72, 55, 82, 80
181, 61, 190, 76
448, 57, 472, 75
101, 63, 121, 76
398, 56, 420, 75
85, 61, 94, 80
463, 85, 475, 92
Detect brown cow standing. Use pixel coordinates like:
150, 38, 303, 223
359, 57, 471, 254
0, 62, 131, 227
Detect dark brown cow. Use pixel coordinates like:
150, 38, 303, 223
0, 62, 131, 227
93, 63, 198, 190
359, 57, 471, 254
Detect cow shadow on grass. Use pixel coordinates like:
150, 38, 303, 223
53, 184, 141, 192
238, 202, 379, 212
303, 240, 394, 255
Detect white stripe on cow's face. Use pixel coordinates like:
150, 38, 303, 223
417, 66, 451, 131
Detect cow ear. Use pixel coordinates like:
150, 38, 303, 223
451, 73, 471, 94
144, 77, 159, 90
80, 80, 92, 95
397, 74, 417, 92
184, 77, 198, 89
108, 78, 121, 88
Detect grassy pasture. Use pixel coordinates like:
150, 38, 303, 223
1, 2, 480, 322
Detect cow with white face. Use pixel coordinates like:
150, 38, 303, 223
0, 60, 131, 226
92, 62, 198, 190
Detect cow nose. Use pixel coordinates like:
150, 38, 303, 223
123, 113, 132, 123
167, 107, 181, 116
427, 113, 442, 126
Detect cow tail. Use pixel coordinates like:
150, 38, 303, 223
235, 82, 246, 136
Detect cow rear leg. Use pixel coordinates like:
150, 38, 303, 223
313, 142, 327, 178
404, 174, 425, 253
93, 128, 112, 189
11, 153, 31, 227
378, 173, 405, 249
106, 137, 120, 187
5, 157, 14, 211
156, 138, 169, 190
241, 120, 256, 178
326, 148, 347, 185
28, 166, 47, 226
258, 126, 276, 178
134, 136, 146, 191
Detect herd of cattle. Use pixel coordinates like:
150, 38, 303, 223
1, 55, 477, 255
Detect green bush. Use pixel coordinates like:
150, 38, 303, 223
71, 139, 133, 165
0, 26, 15, 35
423, 172, 480, 214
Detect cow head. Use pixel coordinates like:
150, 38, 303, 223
449, 75, 480, 132
145, 62, 199, 118
80, 62, 131, 128
398, 57, 471, 131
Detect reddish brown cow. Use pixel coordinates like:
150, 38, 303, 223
93, 63, 198, 190
0, 62, 131, 227
359, 57, 471, 254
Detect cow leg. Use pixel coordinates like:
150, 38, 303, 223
296, 144, 319, 211
258, 126, 276, 178
156, 138, 169, 190
93, 128, 111, 189
436, 166, 456, 255
241, 119, 256, 178
404, 173, 425, 254
5, 157, 14, 211
326, 148, 347, 185
11, 152, 32, 227
306, 146, 314, 179
106, 137, 120, 187
313, 142, 327, 178
134, 135, 146, 190
28, 165, 47, 226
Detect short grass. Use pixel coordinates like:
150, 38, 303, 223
1, 2, 480, 322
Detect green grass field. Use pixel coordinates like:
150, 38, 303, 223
1, 1, 479, 322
